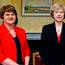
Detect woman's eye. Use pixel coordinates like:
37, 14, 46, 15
55, 11, 58, 13
5, 13, 15, 16
5, 14, 9, 16
11, 14, 15, 15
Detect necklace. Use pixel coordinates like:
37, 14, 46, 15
9, 30, 16, 38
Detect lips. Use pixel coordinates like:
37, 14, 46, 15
56, 17, 62, 18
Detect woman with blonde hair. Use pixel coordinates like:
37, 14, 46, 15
39, 3, 65, 65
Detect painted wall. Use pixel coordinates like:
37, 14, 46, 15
0, 0, 65, 33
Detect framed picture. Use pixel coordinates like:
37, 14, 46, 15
22, 0, 53, 16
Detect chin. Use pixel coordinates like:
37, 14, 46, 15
57, 19, 63, 22
57, 21, 63, 22
9, 23, 14, 25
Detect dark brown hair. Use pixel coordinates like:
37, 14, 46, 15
0, 5, 18, 25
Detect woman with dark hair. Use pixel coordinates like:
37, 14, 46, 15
0, 5, 30, 65
39, 3, 65, 65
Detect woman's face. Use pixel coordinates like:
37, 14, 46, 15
3, 12, 16, 25
53, 8, 64, 22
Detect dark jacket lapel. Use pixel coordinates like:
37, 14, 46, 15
50, 23, 58, 45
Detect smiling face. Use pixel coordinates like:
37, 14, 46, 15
51, 3, 65, 23
3, 12, 16, 25
53, 8, 64, 23
0, 5, 18, 25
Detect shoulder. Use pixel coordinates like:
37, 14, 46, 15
0, 24, 4, 29
15, 26, 26, 34
63, 22, 65, 26
42, 23, 53, 30
0, 24, 6, 32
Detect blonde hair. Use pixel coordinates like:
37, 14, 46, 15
51, 3, 65, 18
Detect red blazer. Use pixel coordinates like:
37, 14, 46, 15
0, 24, 30, 64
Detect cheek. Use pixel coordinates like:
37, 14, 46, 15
53, 15, 57, 19
14, 16, 16, 20
3, 17, 8, 21
53, 13, 57, 18
62, 14, 64, 17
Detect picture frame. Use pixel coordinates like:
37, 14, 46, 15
22, 0, 53, 16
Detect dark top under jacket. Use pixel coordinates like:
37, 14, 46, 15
14, 36, 24, 64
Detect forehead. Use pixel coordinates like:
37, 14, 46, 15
54, 7, 64, 11
4, 11, 14, 14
